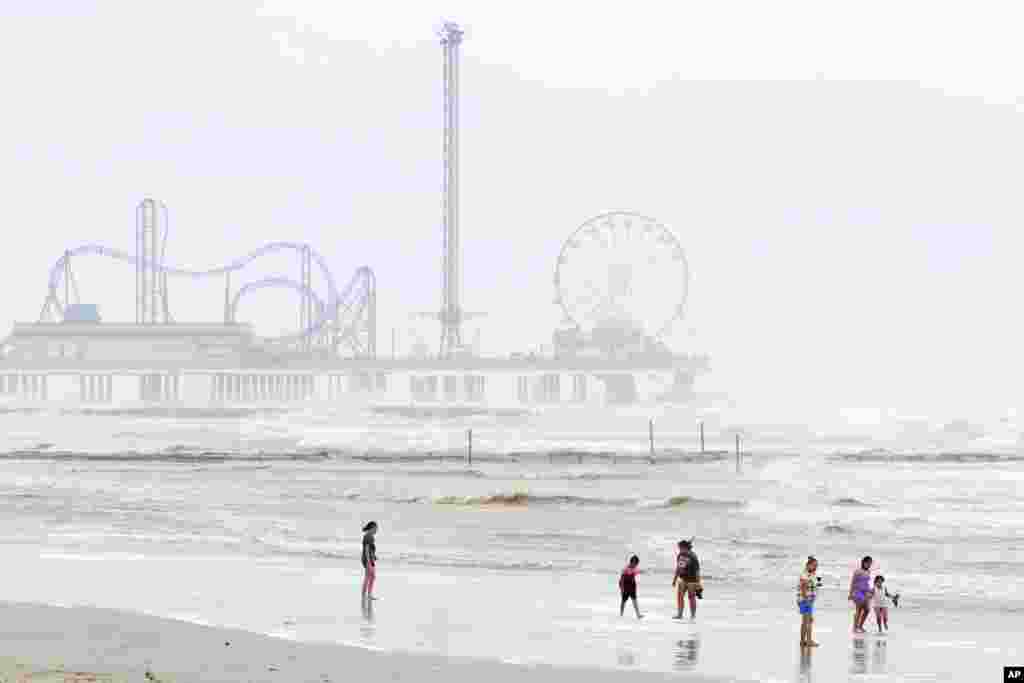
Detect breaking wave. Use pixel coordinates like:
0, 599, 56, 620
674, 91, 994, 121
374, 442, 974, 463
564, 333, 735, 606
830, 450, 1024, 463
0, 448, 333, 463
428, 491, 744, 509
832, 497, 877, 507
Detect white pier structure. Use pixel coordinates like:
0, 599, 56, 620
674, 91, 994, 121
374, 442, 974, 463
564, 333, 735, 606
0, 322, 702, 410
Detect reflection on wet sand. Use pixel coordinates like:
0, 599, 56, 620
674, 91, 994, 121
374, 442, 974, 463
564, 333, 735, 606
851, 637, 868, 674
871, 638, 888, 672
360, 595, 375, 642
798, 648, 813, 682
616, 649, 636, 667
673, 636, 700, 672
850, 637, 888, 676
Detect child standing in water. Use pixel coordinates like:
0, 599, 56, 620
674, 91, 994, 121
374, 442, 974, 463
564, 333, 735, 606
871, 575, 898, 632
797, 556, 820, 647
619, 555, 643, 619
361, 521, 378, 600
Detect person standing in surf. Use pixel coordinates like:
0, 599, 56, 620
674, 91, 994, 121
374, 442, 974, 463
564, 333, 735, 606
848, 555, 873, 633
361, 521, 378, 600
797, 556, 820, 647
619, 555, 644, 619
871, 575, 897, 632
672, 539, 702, 620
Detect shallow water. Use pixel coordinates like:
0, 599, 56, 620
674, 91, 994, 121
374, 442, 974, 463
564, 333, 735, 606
0, 408, 1020, 681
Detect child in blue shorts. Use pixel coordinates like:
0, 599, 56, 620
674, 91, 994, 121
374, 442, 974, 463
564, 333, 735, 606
797, 556, 821, 647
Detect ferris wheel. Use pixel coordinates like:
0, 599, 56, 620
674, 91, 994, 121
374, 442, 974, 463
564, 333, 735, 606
553, 211, 688, 340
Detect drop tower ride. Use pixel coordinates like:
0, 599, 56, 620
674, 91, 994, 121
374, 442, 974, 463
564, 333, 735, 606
438, 21, 464, 358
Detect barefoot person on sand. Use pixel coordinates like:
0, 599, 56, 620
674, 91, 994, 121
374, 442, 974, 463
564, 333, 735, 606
618, 555, 644, 619
797, 556, 821, 647
848, 555, 873, 633
361, 521, 378, 600
672, 539, 702, 620
871, 575, 898, 632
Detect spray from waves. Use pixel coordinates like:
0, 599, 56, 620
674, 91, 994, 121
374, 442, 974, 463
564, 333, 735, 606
492, 531, 610, 543
404, 468, 488, 479
830, 450, 1024, 463
831, 497, 877, 507
0, 448, 333, 463
349, 449, 729, 465
637, 495, 745, 509
517, 471, 652, 482
433, 492, 533, 506
1, 445, 729, 467
429, 491, 745, 509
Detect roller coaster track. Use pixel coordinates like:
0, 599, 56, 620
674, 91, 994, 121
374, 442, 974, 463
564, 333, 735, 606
39, 242, 376, 354
229, 277, 327, 327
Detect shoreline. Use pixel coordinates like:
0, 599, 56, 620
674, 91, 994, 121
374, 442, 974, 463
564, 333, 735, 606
1, 593, 1014, 682
0, 601, 720, 683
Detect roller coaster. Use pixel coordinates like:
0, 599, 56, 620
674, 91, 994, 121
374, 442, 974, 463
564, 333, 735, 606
36, 199, 377, 359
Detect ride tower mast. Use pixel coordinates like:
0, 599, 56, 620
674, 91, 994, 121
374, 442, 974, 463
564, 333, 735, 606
439, 21, 464, 358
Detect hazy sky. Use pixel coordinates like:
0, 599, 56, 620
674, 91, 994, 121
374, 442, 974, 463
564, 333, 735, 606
1, 1, 1022, 419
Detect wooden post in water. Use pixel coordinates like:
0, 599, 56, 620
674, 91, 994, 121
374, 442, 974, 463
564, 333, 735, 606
648, 419, 655, 460
735, 433, 741, 472
699, 421, 705, 454
467, 429, 473, 466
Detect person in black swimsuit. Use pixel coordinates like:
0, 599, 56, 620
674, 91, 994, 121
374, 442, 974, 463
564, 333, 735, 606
361, 521, 378, 600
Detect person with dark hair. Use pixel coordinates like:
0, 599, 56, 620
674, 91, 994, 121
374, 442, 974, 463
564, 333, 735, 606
848, 555, 873, 633
361, 521, 378, 600
871, 575, 899, 632
618, 555, 643, 619
797, 556, 821, 647
672, 539, 702, 620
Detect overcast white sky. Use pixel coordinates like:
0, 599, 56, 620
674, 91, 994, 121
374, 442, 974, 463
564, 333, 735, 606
1, 1, 1022, 419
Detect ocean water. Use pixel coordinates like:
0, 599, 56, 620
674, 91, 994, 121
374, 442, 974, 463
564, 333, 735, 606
0, 407, 1020, 681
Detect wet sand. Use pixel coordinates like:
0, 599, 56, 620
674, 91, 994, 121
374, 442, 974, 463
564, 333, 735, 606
0, 601, 721, 683
2, 595, 1014, 682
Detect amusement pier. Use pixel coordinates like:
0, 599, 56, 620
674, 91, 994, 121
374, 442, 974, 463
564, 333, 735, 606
0, 23, 708, 411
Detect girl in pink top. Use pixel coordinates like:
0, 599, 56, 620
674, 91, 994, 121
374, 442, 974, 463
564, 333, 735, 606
618, 555, 643, 619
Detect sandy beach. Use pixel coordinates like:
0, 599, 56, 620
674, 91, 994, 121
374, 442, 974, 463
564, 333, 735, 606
1, 593, 1013, 682
0, 601, 722, 683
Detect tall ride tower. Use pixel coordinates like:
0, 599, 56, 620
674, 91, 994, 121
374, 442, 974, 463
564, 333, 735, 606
438, 21, 464, 357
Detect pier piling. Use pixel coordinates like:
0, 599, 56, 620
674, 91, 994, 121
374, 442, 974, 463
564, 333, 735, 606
700, 421, 705, 454
648, 419, 655, 460
735, 433, 741, 473
467, 428, 473, 466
